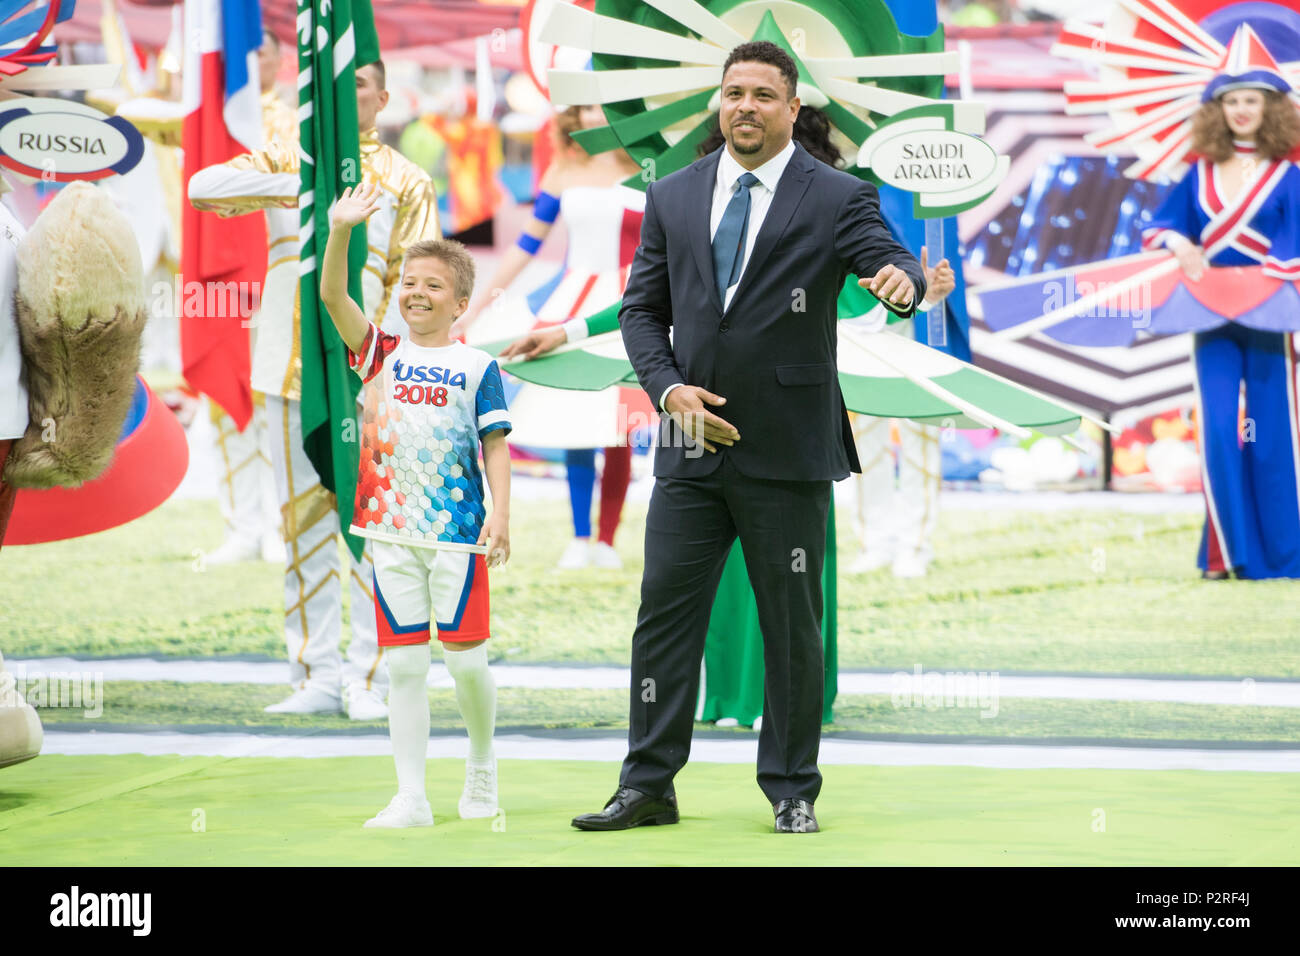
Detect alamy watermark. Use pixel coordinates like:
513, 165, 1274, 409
3, 665, 104, 718
149, 275, 263, 327
50, 887, 150, 936
1041, 275, 1153, 329
891, 664, 1000, 718
616, 404, 712, 459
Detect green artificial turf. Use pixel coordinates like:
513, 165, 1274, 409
2, 498, 1296, 676
28, 682, 1300, 746
2, 755, 1296, 865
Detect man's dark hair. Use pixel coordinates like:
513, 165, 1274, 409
360, 58, 386, 91
721, 41, 799, 100
698, 105, 842, 167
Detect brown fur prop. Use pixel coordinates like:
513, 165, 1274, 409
2, 182, 147, 489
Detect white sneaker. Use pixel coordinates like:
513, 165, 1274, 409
260, 532, 286, 564
458, 754, 498, 819
264, 686, 342, 714
363, 791, 433, 828
555, 539, 590, 570
589, 542, 623, 570
345, 685, 388, 721
892, 553, 930, 579
847, 550, 893, 575
204, 536, 261, 566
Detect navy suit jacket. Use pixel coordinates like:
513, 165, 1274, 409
619, 141, 926, 481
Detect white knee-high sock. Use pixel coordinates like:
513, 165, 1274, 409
385, 643, 431, 798
443, 644, 496, 762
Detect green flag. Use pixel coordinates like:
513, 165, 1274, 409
296, 0, 380, 560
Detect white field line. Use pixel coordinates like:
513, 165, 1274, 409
36, 731, 1300, 771
13, 659, 1300, 707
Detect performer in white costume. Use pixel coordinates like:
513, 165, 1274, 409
848, 250, 955, 578
189, 60, 441, 719
454, 106, 651, 570
203, 34, 289, 566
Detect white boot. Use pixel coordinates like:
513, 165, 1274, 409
264, 685, 342, 714
345, 684, 388, 721
204, 535, 261, 566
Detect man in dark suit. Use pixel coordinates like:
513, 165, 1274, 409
571, 41, 925, 834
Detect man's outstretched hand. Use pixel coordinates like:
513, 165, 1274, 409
664, 386, 739, 454
859, 263, 916, 309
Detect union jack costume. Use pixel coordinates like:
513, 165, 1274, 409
1068, 6, 1300, 578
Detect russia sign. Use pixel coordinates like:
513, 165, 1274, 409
0, 98, 144, 182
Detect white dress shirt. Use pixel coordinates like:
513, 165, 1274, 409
660, 139, 797, 411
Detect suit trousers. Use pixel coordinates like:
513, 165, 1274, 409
620, 453, 831, 804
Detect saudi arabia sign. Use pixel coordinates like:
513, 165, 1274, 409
858, 103, 1008, 219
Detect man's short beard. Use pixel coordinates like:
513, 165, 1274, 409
729, 134, 763, 155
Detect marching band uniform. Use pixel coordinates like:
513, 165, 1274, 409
189, 117, 442, 715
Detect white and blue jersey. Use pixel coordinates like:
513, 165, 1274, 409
348, 324, 510, 552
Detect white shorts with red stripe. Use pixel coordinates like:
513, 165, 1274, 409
372, 541, 491, 645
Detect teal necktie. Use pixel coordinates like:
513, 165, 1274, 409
712, 172, 760, 307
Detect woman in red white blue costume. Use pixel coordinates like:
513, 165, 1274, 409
1140, 25, 1300, 579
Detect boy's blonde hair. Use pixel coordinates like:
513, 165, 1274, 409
403, 238, 475, 301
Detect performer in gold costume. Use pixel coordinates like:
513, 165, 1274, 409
204, 32, 292, 567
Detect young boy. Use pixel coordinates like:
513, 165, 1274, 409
321, 181, 511, 827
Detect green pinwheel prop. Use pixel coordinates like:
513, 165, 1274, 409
541, 0, 952, 189
482, 303, 1107, 439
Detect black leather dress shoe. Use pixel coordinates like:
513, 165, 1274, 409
571, 787, 679, 831
773, 799, 818, 833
